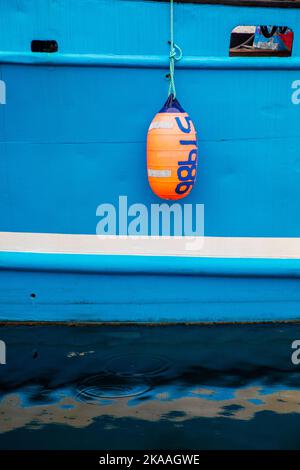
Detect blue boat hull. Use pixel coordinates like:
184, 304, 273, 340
1, 0, 300, 322
1, 252, 300, 322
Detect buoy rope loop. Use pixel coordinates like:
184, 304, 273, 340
168, 0, 182, 99
169, 42, 182, 61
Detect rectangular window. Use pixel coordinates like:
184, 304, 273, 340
230, 26, 293, 57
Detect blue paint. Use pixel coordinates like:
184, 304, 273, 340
3, 251, 300, 277
1, 0, 300, 322
1, 258, 300, 322
1, 51, 300, 69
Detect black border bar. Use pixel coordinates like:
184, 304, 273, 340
151, 0, 300, 9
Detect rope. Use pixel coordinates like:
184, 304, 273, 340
168, 0, 182, 99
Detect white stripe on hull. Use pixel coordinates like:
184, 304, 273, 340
1, 232, 300, 259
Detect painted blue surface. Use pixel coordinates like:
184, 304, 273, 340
1, 0, 300, 322
3, 251, 300, 277
2, 51, 300, 69
2, 253, 300, 322
0, 0, 300, 236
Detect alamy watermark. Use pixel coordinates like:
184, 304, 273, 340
292, 80, 300, 105
96, 196, 205, 251
291, 340, 300, 365
0, 80, 6, 105
0, 340, 6, 365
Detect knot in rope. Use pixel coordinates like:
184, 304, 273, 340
169, 43, 182, 62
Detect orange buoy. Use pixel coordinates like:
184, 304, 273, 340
147, 94, 198, 200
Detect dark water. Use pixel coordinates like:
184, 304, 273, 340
0, 324, 300, 449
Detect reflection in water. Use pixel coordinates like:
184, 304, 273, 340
1, 385, 300, 433
0, 324, 300, 449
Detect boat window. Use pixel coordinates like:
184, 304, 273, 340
31, 40, 58, 53
229, 26, 293, 56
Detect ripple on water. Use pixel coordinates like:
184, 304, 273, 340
76, 374, 151, 402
